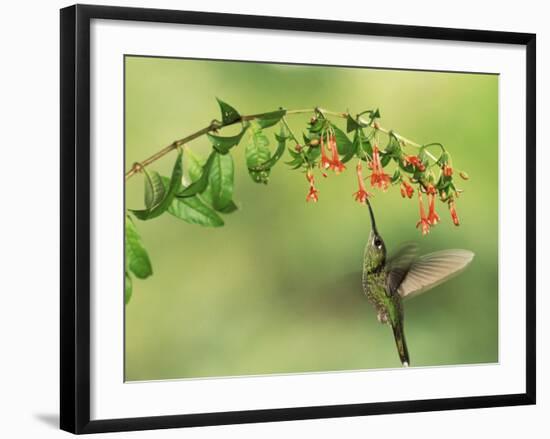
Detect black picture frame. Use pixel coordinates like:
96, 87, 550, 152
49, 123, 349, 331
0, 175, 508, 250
60, 4, 536, 434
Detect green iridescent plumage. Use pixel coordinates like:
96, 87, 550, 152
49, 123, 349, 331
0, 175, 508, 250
361, 199, 474, 367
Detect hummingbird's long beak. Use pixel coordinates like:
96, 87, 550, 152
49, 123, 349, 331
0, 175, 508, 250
365, 198, 378, 234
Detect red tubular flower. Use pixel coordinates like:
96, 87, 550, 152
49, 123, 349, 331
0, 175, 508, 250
442, 164, 453, 177
416, 190, 430, 235
449, 199, 460, 226
329, 134, 346, 174
372, 145, 382, 168
369, 146, 391, 191
426, 185, 440, 225
404, 155, 426, 172
305, 170, 319, 202
353, 161, 371, 204
319, 135, 331, 171
400, 180, 414, 199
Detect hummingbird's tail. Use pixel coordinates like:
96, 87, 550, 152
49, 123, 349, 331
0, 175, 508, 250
391, 322, 410, 367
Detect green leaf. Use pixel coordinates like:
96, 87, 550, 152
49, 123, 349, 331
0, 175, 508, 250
246, 125, 271, 184
131, 150, 184, 220
285, 147, 304, 168
391, 169, 402, 184
184, 149, 237, 212
385, 133, 401, 156
178, 152, 215, 198
183, 148, 214, 204
346, 114, 361, 133
380, 152, 392, 167
208, 152, 234, 210
163, 171, 225, 226
287, 147, 301, 159
285, 156, 304, 168
437, 151, 450, 166
380, 133, 403, 168
125, 271, 132, 304
256, 109, 286, 129
249, 129, 287, 172
206, 123, 249, 154
125, 215, 152, 279
216, 98, 241, 125
341, 130, 359, 163
330, 123, 353, 155
436, 174, 453, 191
308, 118, 325, 133
184, 148, 204, 183
305, 145, 321, 163
372, 108, 381, 119
143, 169, 165, 210
356, 130, 373, 159
413, 169, 425, 181
217, 200, 238, 214
168, 195, 224, 227
418, 149, 430, 168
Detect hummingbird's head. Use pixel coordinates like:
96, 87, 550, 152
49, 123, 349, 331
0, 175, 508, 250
365, 199, 386, 267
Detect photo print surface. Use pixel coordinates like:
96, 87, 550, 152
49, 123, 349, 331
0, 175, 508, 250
124, 56, 498, 381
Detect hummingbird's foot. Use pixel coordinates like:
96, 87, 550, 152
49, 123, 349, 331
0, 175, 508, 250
377, 311, 388, 324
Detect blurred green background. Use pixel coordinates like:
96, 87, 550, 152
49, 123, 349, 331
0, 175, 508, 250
124, 56, 498, 381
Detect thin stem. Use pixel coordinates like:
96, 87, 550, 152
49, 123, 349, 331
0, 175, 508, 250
317, 108, 347, 118
286, 108, 316, 116
125, 106, 438, 180
281, 116, 299, 144
125, 124, 216, 180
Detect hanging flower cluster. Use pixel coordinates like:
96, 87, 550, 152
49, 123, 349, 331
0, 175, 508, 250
369, 145, 391, 191
289, 109, 468, 236
353, 161, 371, 203
319, 129, 346, 175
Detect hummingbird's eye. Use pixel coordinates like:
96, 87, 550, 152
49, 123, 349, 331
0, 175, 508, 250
374, 238, 383, 248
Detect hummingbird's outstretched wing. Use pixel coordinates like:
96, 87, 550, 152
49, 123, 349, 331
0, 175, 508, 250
397, 249, 475, 299
385, 242, 419, 295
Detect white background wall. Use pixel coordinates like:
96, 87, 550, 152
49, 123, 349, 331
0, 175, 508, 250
0, 0, 546, 437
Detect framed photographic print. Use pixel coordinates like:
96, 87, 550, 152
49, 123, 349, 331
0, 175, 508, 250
60, 4, 536, 434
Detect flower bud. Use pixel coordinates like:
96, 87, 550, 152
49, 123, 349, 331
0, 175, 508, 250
449, 200, 460, 226
459, 171, 469, 180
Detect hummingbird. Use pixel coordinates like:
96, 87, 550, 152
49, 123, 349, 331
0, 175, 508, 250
362, 199, 474, 367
